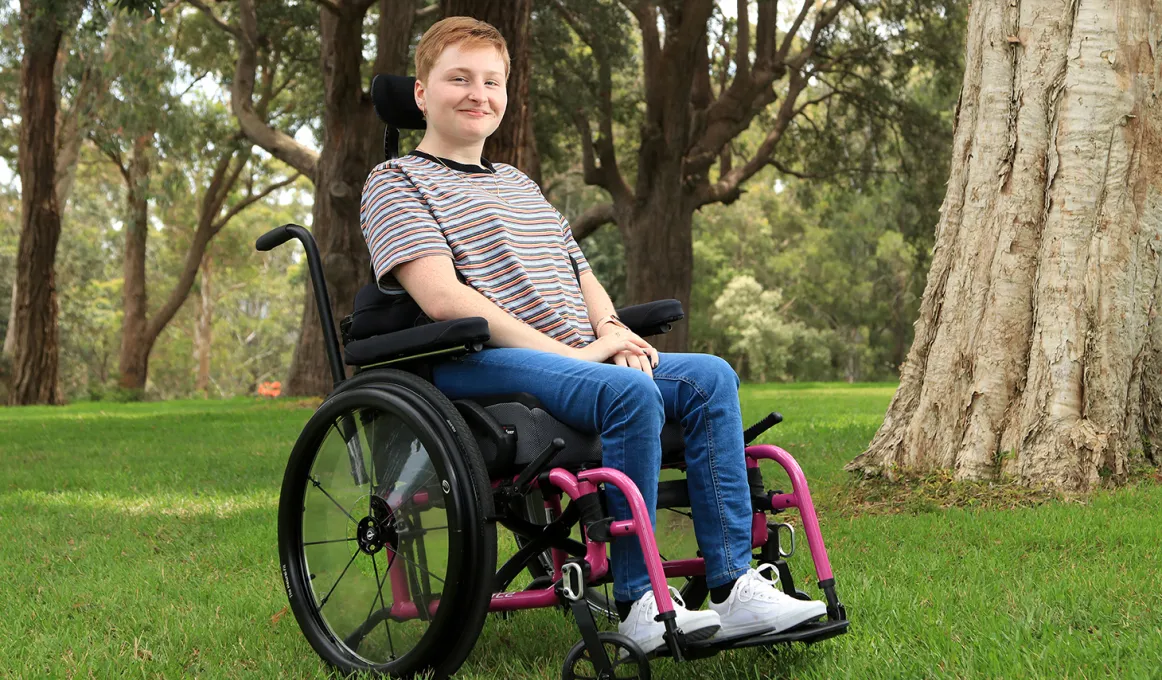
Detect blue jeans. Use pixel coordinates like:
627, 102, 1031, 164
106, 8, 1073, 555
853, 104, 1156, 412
431, 349, 753, 602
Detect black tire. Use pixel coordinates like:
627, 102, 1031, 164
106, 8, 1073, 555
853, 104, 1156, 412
278, 374, 495, 679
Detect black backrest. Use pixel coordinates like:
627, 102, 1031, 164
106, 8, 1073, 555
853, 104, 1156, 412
371, 74, 424, 161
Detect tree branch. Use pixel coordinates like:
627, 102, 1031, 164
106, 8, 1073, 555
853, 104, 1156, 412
570, 202, 616, 241
553, 0, 632, 203
698, 70, 807, 207
228, 0, 319, 178
775, 0, 814, 67
184, 0, 242, 39
733, 0, 749, 82
213, 172, 302, 231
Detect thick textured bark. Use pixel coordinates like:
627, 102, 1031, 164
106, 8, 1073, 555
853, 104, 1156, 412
623, 171, 695, 353
847, 0, 1162, 489
7, 0, 69, 405
440, 0, 534, 174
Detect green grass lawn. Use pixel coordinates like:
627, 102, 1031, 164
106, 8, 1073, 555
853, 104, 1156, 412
2, 385, 1160, 679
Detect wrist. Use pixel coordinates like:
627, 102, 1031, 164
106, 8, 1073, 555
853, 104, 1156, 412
594, 313, 626, 336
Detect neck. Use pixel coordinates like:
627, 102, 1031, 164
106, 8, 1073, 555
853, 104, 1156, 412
415, 131, 486, 166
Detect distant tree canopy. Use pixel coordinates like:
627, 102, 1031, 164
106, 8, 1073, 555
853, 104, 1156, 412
0, 0, 966, 402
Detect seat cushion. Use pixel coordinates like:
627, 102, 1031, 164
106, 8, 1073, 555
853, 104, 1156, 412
461, 392, 686, 476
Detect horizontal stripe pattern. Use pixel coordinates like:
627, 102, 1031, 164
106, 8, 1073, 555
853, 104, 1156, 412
360, 154, 595, 348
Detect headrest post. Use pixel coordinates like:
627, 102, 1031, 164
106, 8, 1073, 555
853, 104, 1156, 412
384, 126, 401, 161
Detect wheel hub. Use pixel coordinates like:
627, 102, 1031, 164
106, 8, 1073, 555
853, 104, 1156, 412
356, 495, 398, 557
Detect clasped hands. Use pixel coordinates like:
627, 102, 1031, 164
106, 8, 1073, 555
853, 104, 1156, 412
596, 321, 659, 377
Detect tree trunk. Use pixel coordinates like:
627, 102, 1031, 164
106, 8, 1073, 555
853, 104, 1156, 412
440, 0, 534, 173
118, 135, 153, 392
847, 0, 1162, 490
7, 0, 68, 405
2, 47, 96, 360
622, 176, 694, 352
284, 6, 387, 396
195, 255, 212, 396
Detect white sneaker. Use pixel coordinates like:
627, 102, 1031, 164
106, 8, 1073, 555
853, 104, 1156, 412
618, 586, 721, 654
709, 565, 827, 641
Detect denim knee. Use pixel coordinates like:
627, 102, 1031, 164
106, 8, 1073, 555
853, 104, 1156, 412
603, 369, 665, 431
698, 354, 741, 394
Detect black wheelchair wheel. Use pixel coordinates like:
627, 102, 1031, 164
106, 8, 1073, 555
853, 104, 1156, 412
278, 376, 495, 678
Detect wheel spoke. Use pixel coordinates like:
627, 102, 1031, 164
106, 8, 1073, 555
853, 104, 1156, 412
318, 549, 361, 609
309, 475, 359, 526
303, 537, 357, 546
369, 552, 397, 659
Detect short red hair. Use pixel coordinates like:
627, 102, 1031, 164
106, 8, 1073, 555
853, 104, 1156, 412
415, 16, 510, 83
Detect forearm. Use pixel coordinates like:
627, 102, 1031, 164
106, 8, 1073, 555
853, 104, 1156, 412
432, 284, 576, 357
579, 271, 617, 331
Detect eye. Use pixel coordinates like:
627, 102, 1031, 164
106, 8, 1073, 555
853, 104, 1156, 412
452, 76, 468, 83
486, 80, 500, 87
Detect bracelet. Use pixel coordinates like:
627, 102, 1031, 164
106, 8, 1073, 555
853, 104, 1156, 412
595, 314, 627, 333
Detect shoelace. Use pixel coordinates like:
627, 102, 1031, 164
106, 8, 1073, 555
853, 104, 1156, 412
640, 586, 688, 617
736, 563, 784, 603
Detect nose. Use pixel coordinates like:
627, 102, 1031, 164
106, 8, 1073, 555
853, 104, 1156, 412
467, 84, 486, 103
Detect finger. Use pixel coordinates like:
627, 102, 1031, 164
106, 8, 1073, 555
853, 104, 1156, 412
628, 351, 652, 378
647, 347, 659, 369
635, 352, 653, 378
624, 341, 647, 356
613, 350, 628, 367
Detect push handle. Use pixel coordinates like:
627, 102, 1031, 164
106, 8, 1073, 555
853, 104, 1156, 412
256, 225, 294, 252
743, 411, 783, 446
254, 223, 346, 389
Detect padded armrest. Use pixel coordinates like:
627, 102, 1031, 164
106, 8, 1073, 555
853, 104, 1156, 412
344, 317, 490, 366
615, 299, 684, 337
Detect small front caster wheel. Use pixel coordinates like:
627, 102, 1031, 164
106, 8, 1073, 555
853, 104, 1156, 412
561, 632, 650, 680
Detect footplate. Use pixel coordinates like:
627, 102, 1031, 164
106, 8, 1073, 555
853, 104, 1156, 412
653, 619, 850, 659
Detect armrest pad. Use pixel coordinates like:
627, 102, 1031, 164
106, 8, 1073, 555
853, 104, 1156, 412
614, 299, 684, 337
344, 317, 490, 366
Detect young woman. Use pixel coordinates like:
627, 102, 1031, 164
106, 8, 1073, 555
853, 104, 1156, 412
360, 16, 826, 653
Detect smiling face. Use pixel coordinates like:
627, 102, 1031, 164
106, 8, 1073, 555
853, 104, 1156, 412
415, 43, 508, 147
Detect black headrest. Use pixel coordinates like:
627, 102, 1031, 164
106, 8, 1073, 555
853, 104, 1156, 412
371, 74, 426, 131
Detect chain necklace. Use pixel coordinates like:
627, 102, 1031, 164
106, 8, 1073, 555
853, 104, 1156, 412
422, 150, 506, 203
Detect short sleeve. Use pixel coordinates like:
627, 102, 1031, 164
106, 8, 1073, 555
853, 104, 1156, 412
360, 165, 453, 294
560, 215, 592, 276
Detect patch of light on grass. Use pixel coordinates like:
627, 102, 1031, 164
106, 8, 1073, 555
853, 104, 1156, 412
10, 489, 279, 519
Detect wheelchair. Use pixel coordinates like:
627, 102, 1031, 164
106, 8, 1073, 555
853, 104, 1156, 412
256, 74, 848, 679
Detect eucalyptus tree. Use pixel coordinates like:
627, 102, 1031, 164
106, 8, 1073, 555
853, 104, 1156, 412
5, 0, 155, 405
185, 0, 421, 396
89, 13, 298, 392
848, 0, 1162, 489
542, 0, 956, 353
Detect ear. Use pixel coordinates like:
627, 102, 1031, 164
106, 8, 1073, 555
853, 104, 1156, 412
414, 79, 426, 113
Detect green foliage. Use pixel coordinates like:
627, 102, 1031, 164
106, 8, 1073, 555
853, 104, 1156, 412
711, 275, 834, 382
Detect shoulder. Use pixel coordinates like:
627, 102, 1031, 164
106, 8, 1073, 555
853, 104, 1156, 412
365, 156, 442, 193
493, 162, 542, 192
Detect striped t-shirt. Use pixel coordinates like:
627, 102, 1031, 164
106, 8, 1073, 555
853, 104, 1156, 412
360, 151, 595, 348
